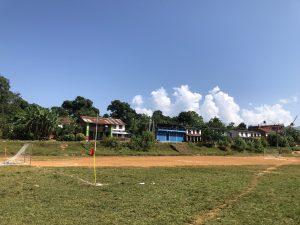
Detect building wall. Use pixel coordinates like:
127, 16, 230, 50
156, 131, 185, 143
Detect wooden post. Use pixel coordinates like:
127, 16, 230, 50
30, 144, 32, 165
4, 146, 7, 158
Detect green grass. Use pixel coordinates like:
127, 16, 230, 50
0, 165, 299, 224
207, 165, 300, 225
0, 140, 298, 157
0, 166, 259, 225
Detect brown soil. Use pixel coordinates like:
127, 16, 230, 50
27, 156, 300, 167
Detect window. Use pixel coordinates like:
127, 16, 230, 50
112, 125, 116, 129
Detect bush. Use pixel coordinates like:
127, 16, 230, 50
75, 133, 86, 141
128, 136, 142, 151
261, 138, 268, 148
128, 131, 155, 151
57, 134, 76, 141
232, 137, 247, 152
253, 139, 264, 153
218, 137, 231, 151
102, 137, 120, 149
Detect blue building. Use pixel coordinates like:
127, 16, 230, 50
156, 125, 186, 143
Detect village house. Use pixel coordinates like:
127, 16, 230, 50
227, 130, 261, 139
156, 124, 201, 143
80, 116, 129, 140
248, 124, 284, 138
185, 128, 202, 142
156, 124, 186, 143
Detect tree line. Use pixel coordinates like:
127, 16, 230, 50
1, 75, 299, 150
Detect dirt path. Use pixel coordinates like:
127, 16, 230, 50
29, 156, 300, 167
190, 165, 281, 225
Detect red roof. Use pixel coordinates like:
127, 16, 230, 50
80, 116, 126, 126
257, 127, 275, 134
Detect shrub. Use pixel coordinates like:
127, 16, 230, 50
253, 139, 264, 153
128, 136, 142, 151
102, 137, 120, 149
232, 137, 247, 151
261, 138, 268, 148
218, 137, 231, 151
75, 133, 86, 141
128, 131, 155, 151
57, 134, 76, 141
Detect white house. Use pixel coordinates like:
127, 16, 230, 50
227, 130, 261, 139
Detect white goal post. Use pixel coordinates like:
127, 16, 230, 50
0, 143, 32, 166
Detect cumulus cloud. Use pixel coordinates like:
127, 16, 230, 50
242, 104, 293, 126
131, 95, 152, 116
132, 95, 144, 106
151, 87, 172, 115
211, 87, 243, 124
201, 94, 219, 121
172, 85, 202, 115
134, 107, 153, 116
132, 85, 295, 126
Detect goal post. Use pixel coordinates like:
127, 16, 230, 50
1, 143, 32, 166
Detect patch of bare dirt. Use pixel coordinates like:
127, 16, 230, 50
30, 156, 300, 167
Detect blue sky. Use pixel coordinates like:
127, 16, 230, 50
0, 0, 299, 125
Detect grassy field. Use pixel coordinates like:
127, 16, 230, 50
207, 165, 300, 225
1, 140, 297, 157
0, 165, 299, 224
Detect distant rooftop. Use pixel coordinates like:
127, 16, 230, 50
80, 116, 126, 126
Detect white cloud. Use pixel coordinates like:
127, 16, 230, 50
172, 85, 202, 115
211, 87, 243, 124
132, 95, 144, 106
135, 107, 153, 116
151, 87, 172, 115
242, 104, 293, 126
279, 96, 298, 105
201, 94, 219, 121
132, 85, 295, 126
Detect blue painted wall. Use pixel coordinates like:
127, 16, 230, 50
156, 130, 185, 143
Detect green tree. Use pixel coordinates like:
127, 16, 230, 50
13, 105, 57, 140
237, 122, 247, 130
267, 133, 288, 147
107, 100, 137, 133
207, 117, 225, 129
232, 137, 247, 151
202, 117, 225, 145
0, 75, 29, 138
58, 96, 99, 118
177, 111, 204, 127
152, 110, 173, 125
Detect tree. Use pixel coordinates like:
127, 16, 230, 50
232, 137, 247, 151
267, 133, 288, 147
152, 110, 173, 125
226, 122, 235, 130
177, 111, 204, 127
285, 127, 300, 144
107, 100, 137, 132
237, 122, 247, 130
207, 117, 225, 129
53, 96, 99, 119
202, 117, 225, 145
0, 75, 29, 138
13, 105, 57, 140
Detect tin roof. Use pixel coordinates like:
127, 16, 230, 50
57, 117, 74, 125
80, 116, 126, 126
